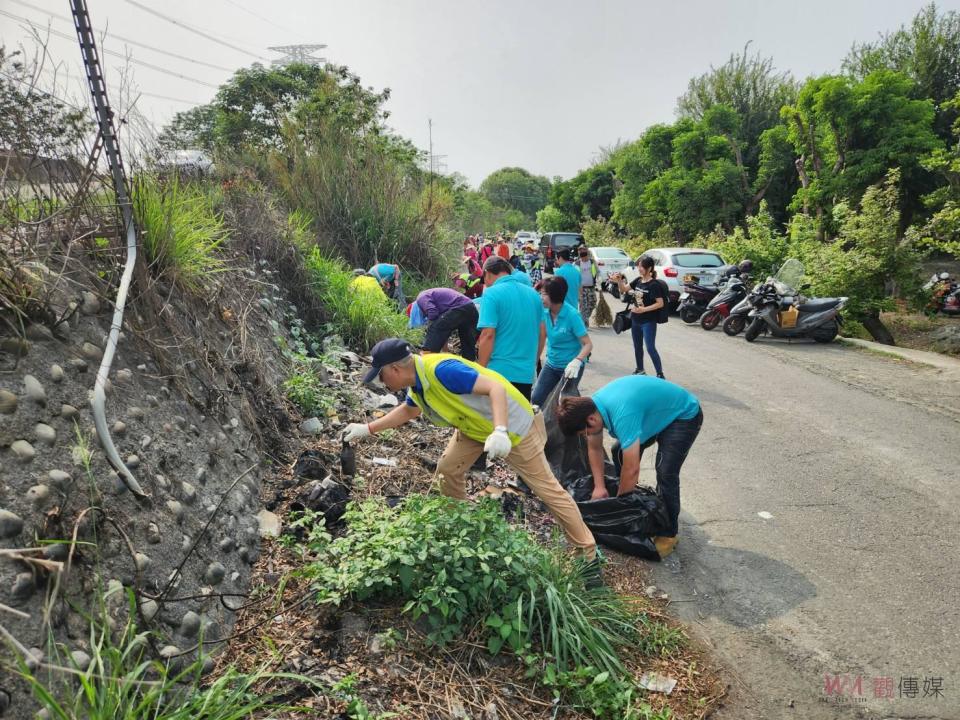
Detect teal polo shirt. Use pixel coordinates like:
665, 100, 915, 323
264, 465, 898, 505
543, 303, 588, 369
477, 273, 542, 383
555, 262, 581, 310
593, 376, 700, 450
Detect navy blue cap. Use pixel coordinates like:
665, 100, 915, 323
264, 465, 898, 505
363, 338, 415, 383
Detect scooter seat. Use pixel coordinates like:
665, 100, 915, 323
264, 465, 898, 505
798, 298, 841, 312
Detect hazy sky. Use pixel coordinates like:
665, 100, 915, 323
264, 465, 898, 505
3, 0, 958, 186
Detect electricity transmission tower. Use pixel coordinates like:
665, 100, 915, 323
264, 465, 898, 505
268, 44, 327, 66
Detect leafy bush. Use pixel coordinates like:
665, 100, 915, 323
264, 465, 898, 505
703, 202, 790, 278
545, 666, 672, 720
132, 174, 228, 291
284, 358, 336, 415
305, 496, 647, 678
303, 248, 419, 351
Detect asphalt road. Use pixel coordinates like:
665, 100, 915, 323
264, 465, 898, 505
579, 308, 960, 720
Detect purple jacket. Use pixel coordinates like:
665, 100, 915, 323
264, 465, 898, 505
416, 287, 473, 321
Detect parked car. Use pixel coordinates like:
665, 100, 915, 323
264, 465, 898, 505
514, 230, 538, 249
622, 247, 727, 310
540, 232, 585, 272
588, 246, 632, 282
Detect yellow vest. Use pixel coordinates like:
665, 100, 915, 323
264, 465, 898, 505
407, 354, 534, 446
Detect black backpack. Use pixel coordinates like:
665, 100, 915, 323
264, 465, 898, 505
656, 279, 670, 324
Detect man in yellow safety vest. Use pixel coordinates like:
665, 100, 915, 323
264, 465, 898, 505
342, 338, 596, 558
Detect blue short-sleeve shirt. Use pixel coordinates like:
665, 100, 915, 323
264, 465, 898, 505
593, 376, 700, 450
543, 304, 588, 369
369, 263, 396, 282
555, 263, 581, 310
476, 273, 542, 384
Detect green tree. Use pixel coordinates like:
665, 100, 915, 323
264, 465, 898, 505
781, 70, 940, 235
548, 164, 618, 230
844, 3, 960, 141
479, 167, 551, 219
913, 92, 960, 256
536, 204, 575, 232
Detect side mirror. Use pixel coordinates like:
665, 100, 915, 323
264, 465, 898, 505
628, 261, 636, 268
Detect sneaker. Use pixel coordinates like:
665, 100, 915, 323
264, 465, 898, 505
654, 535, 679, 558
633, 369, 646, 375
656, 373, 665, 379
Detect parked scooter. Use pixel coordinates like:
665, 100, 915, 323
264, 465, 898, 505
923, 271, 960, 316
744, 259, 847, 343
678, 261, 752, 324
722, 294, 754, 336
700, 275, 750, 330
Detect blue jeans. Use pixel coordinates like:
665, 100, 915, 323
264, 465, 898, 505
530, 362, 584, 408
631, 320, 663, 375
612, 409, 703, 536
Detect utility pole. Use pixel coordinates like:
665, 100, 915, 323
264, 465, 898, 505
268, 44, 327, 67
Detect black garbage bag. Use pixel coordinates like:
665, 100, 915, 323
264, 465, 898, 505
541, 382, 670, 558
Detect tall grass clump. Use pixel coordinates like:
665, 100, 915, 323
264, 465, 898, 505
267, 124, 458, 280
132, 174, 228, 291
303, 496, 664, 679
303, 247, 419, 351
11, 592, 311, 719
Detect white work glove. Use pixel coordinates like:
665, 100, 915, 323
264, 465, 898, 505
483, 427, 512, 460
342, 423, 371, 443
563, 358, 583, 379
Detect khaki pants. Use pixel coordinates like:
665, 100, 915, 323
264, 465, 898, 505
436, 413, 596, 556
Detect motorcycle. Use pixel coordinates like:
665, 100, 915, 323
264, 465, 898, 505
722, 294, 754, 336
923, 271, 960, 316
678, 264, 743, 324
744, 259, 847, 344
700, 275, 749, 331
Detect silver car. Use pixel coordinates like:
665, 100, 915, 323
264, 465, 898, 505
588, 246, 632, 282
623, 247, 727, 309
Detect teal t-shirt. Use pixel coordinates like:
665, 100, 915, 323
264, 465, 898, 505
477, 273, 542, 383
369, 263, 396, 282
512, 268, 533, 286
543, 303, 588, 369
555, 263, 581, 309
593, 376, 700, 450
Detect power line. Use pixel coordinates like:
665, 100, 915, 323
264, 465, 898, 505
8, 0, 236, 73
124, 0, 268, 61
0, 10, 221, 89
218, 0, 310, 42
0, 69, 86, 112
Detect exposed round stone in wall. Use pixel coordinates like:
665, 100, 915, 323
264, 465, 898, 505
11, 572, 35, 602
109, 471, 127, 495
70, 649, 92, 671
230, 571, 241, 585
180, 482, 197, 505
80, 291, 101, 315
67, 358, 88, 372
134, 552, 151, 573
201, 655, 216, 675
146, 394, 159, 407
128, 406, 145, 419
10, 440, 36, 463
50, 363, 65, 382
25, 646, 44, 671
155, 474, 169, 491
140, 598, 159, 621
60, 404, 79, 419
147, 523, 161, 544
159, 645, 181, 660
195, 467, 207, 485
140, 435, 152, 449
165, 500, 184, 522
26, 324, 54, 342
204, 562, 226, 586
23, 375, 46, 405
0, 337, 29, 356
34, 423, 56, 446
48, 469, 71, 488
218, 537, 235, 553
181, 535, 191, 552
43, 543, 68, 561
115, 368, 132, 384
0, 389, 16, 414
162, 422, 173, 433
179, 611, 201, 638
113, 421, 127, 435
125, 454, 140, 469
26, 484, 50, 507
80, 342, 103, 361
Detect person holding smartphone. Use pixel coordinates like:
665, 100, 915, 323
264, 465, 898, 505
612, 256, 667, 378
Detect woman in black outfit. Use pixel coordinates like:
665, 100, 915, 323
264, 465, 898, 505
615, 255, 667, 378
